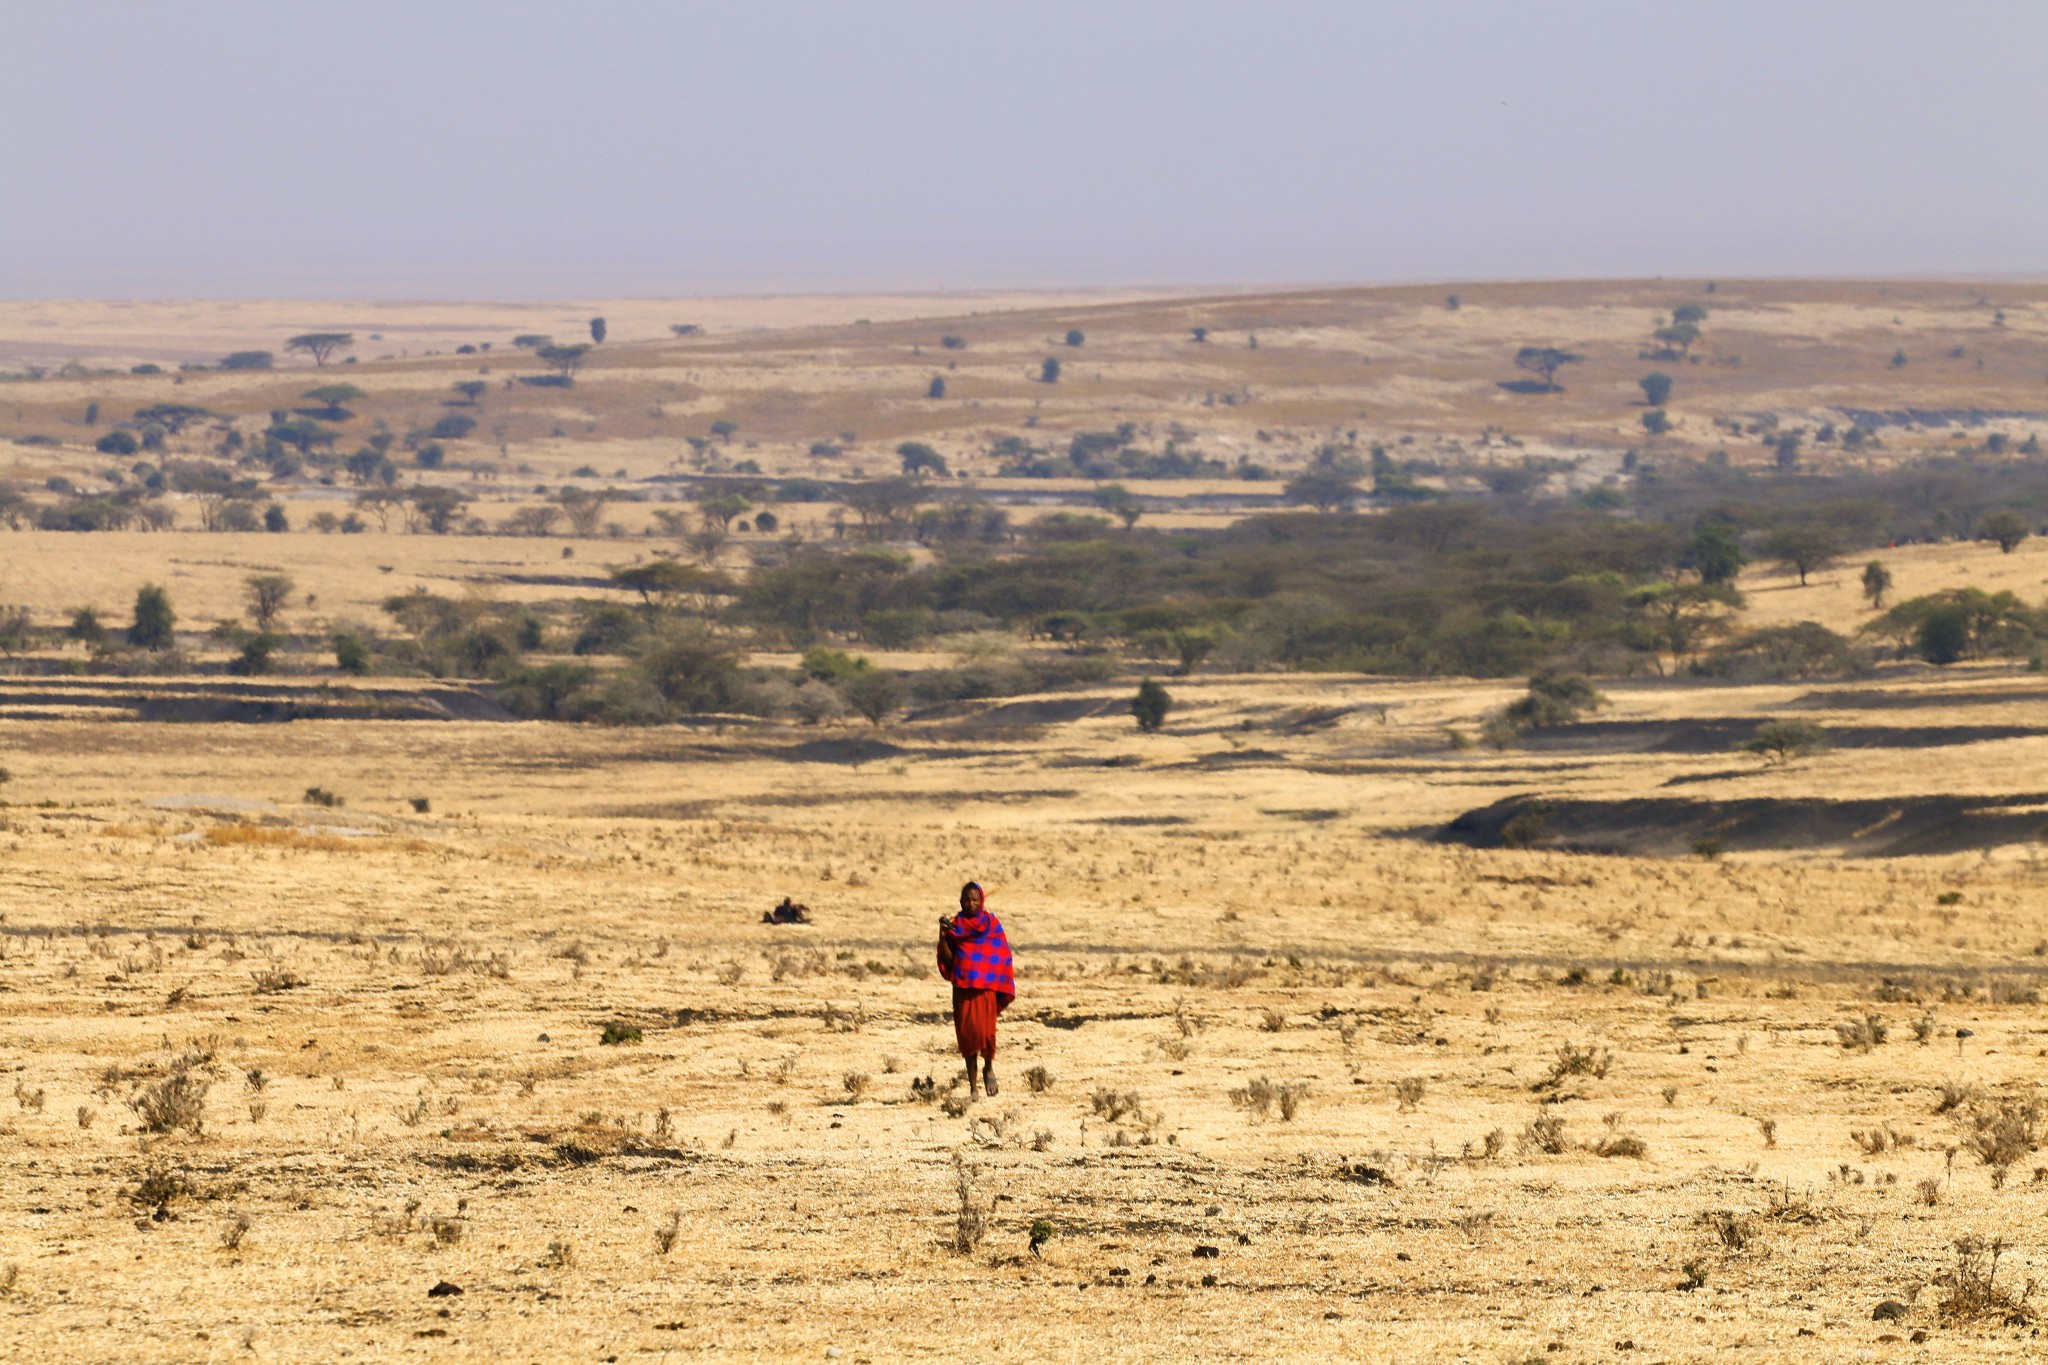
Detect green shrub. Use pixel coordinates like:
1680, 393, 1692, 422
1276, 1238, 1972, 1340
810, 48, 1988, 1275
1131, 678, 1171, 732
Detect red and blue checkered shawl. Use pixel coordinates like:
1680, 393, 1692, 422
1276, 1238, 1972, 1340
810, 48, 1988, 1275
939, 908, 1014, 1006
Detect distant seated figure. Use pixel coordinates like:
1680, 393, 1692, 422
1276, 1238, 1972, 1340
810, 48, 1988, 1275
763, 897, 811, 925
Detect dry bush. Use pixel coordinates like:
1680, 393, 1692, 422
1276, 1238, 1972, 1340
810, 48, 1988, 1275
1519, 1112, 1569, 1155
1912, 1009, 1939, 1044
1835, 1014, 1889, 1052
1852, 1124, 1914, 1155
1941, 1236, 2034, 1325
542, 1240, 575, 1269
129, 1164, 190, 1215
130, 1069, 209, 1134
1699, 1209, 1757, 1252
1593, 1112, 1648, 1158
1967, 1097, 2043, 1168
12, 1080, 44, 1113
221, 1213, 251, 1251
715, 959, 745, 986
653, 1210, 681, 1256
1594, 1132, 1648, 1159
1023, 1065, 1052, 1094
820, 1001, 866, 1033
430, 1216, 465, 1246
250, 967, 306, 994
1091, 1089, 1144, 1123
397, 1093, 430, 1128
1230, 1077, 1306, 1121
1936, 1084, 1983, 1114
1259, 1008, 1287, 1033
1535, 1042, 1612, 1090
952, 1157, 993, 1255
1030, 1129, 1055, 1151
1394, 1077, 1426, 1112
1759, 1117, 1778, 1149
842, 1071, 871, 1101
1917, 1178, 1944, 1206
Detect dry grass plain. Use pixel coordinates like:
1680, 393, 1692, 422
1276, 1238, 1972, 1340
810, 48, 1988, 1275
4, 668, 2048, 1362
3, 282, 2048, 1361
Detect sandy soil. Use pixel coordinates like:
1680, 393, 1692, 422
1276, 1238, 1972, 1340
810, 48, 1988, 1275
1, 672, 2047, 1360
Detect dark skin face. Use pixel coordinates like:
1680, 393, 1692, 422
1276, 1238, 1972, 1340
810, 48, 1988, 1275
961, 886, 984, 915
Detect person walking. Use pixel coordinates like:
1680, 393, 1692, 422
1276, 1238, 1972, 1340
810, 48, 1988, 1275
937, 882, 1014, 1099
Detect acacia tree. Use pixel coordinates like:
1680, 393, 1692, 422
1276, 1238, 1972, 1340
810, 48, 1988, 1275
285, 333, 353, 366
897, 442, 948, 477
1092, 483, 1142, 530
589, 317, 607, 344
1283, 469, 1362, 512
1654, 322, 1700, 357
1513, 346, 1582, 390
245, 573, 295, 631
555, 487, 613, 536
1977, 508, 2032, 553
302, 383, 364, 419
1760, 523, 1845, 586
538, 343, 591, 383
1639, 372, 1674, 406
1861, 560, 1893, 609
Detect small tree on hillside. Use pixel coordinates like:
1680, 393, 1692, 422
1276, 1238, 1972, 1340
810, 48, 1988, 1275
1741, 719, 1830, 765
1977, 509, 2032, 554
285, 333, 353, 366
897, 442, 948, 477
1641, 409, 1670, 436
1065, 329, 1084, 347
1653, 323, 1700, 357
589, 317, 607, 344
1760, 523, 1845, 586
843, 668, 905, 726
1861, 560, 1893, 609
1092, 483, 1142, 530
1283, 469, 1362, 512
245, 573, 294, 631
1131, 678, 1171, 733
1040, 357, 1062, 383
1639, 372, 1674, 407
1513, 346, 1582, 391
302, 383, 364, 420
710, 420, 738, 444
538, 343, 591, 383
452, 380, 487, 405
129, 583, 175, 650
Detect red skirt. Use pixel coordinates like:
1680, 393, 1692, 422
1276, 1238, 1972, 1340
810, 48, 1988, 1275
952, 986, 1002, 1061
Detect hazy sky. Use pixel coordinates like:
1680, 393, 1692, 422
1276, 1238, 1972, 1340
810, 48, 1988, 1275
4, 1, 2045, 299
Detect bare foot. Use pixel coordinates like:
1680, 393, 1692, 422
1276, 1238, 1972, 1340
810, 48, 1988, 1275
983, 1064, 999, 1097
